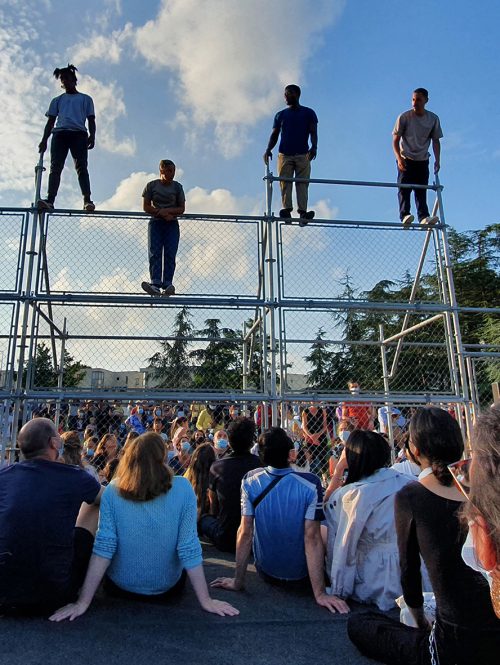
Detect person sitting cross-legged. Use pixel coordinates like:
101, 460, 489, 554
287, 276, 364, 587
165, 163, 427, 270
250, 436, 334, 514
211, 427, 349, 614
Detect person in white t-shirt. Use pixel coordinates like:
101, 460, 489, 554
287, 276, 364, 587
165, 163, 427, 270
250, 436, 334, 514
38, 64, 96, 213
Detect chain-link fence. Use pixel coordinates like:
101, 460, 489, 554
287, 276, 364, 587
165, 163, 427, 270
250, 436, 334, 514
0, 194, 498, 466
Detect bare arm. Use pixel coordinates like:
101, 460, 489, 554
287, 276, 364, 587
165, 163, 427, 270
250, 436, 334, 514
87, 116, 96, 149
263, 127, 280, 164
39, 116, 56, 153
49, 553, 111, 621
304, 520, 350, 613
308, 123, 318, 160
210, 516, 254, 591
187, 564, 239, 616
392, 134, 405, 171
301, 411, 312, 438
432, 138, 441, 173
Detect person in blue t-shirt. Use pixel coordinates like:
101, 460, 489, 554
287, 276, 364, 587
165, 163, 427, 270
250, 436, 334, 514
211, 427, 349, 614
263, 85, 318, 226
38, 64, 96, 213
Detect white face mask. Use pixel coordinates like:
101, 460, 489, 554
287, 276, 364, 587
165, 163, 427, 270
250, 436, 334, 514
340, 430, 351, 443
350, 388, 360, 394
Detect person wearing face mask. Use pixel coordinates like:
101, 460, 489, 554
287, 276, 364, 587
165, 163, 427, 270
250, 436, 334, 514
341, 381, 375, 431
213, 430, 230, 459
348, 407, 500, 665
168, 434, 192, 475
125, 407, 146, 435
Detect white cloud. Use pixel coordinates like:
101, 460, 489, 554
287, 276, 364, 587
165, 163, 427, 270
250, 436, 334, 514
0, 14, 47, 194
80, 74, 136, 156
98, 171, 156, 211
70, 23, 133, 65
134, 0, 345, 157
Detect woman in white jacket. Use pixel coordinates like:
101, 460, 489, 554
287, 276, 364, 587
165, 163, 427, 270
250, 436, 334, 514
324, 430, 413, 611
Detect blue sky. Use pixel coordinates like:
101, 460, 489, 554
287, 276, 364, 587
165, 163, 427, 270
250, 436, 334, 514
1, 0, 499, 230
0, 0, 498, 375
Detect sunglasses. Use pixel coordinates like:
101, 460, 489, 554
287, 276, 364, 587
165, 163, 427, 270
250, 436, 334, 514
447, 457, 472, 499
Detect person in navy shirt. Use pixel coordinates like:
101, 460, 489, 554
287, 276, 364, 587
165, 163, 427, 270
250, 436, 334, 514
211, 427, 349, 614
264, 85, 318, 226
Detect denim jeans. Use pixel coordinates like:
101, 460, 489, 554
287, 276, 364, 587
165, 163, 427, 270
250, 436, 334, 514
397, 158, 430, 221
148, 217, 180, 288
47, 130, 91, 203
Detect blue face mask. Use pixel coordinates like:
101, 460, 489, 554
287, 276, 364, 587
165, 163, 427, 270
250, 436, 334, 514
181, 441, 192, 453
138, 408, 144, 415
340, 431, 351, 443
216, 439, 229, 449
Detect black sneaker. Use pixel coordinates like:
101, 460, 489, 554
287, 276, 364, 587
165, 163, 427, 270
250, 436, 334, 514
37, 199, 54, 211
279, 208, 292, 220
83, 201, 96, 212
162, 284, 176, 296
298, 210, 315, 227
141, 282, 161, 296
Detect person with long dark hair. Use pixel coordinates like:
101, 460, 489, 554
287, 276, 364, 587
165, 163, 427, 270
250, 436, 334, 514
348, 407, 499, 665
184, 443, 216, 522
49, 432, 238, 620
325, 430, 412, 610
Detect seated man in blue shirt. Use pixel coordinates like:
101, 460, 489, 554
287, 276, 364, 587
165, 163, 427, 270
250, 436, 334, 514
263, 85, 318, 226
211, 427, 349, 614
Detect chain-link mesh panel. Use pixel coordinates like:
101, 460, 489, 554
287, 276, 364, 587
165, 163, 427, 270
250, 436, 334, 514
468, 356, 500, 409
0, 303, 17, 391
0, 210, 28, 293
281, 308, 453, 396
37, 213, 263, 298
278, 221, 440, 302
28, 304, 265, 394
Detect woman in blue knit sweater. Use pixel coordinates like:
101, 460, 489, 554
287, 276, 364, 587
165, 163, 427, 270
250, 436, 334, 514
50, 432, 239, 620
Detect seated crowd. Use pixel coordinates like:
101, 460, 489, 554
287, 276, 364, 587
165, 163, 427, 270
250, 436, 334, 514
0, 400, 498, 664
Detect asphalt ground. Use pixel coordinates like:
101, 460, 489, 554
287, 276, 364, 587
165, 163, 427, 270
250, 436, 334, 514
1, 543, 382, 665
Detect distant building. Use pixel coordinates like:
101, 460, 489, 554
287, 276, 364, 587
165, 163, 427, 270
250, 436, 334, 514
78, 367, 145, 390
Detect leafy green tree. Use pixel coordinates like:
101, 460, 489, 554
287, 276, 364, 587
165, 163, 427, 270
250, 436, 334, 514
190, 319, 242, 390
31, 343, 87, 388
147, 306, 193, 388
305, 328, 332, 389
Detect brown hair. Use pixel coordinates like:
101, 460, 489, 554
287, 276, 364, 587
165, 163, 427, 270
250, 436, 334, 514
61, 430, 84, 467
184, 443, 215, 519
95, 433, 117, 457
115, 432, 172, 502
466, 406, 500, 559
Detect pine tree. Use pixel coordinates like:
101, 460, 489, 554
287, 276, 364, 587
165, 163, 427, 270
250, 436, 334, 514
305, 328, 332, 389
147, 306, 193, 388
190, 318, 242, 389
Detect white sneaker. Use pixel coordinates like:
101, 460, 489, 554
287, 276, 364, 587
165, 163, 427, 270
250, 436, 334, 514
420, 216, 439, 226
402, 214, 414, 226
141, 282, 161, 296
162, 284, 176, 296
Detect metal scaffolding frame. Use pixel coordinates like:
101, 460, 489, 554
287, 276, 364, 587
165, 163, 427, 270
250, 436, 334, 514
0, 157, 499, 458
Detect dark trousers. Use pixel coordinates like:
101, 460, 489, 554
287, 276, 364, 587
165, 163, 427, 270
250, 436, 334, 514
47, 130, 91, 203
199, 514, 236, 553
148, 218, 180, 288
348, 611, 500, 665
397, 158, 430, 221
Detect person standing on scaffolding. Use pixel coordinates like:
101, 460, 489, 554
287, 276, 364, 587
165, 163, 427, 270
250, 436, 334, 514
393, 87, 443, 227
38, 64, 96, 213
263, 85, 318, 227
141, 160, 185, 297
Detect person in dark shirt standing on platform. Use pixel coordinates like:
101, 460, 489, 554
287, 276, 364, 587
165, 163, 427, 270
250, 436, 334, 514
199, 417, 260, 552
0, 418, 102, 616
393, 87, 443, 227
141, 159, 186, 297
38, 64, 96, 213
264, 85, 318, 226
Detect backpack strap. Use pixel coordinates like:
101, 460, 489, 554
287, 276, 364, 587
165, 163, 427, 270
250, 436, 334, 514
251, 472, 287, 509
